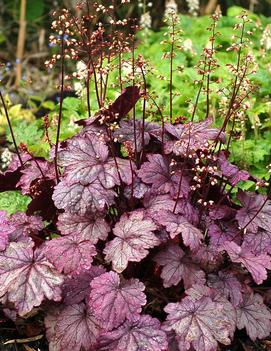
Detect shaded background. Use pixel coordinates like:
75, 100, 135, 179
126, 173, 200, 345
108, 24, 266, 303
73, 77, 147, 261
0, 0, 270, 97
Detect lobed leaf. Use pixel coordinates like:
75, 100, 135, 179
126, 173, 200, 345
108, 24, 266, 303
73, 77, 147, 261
98, 315, 168, 351
104, 211, 159, 273
89, 271, 146, 330
154, 244, 206, 289
223, 241, 271, 284
0, 242, 63, 315
44, 235, 96, 275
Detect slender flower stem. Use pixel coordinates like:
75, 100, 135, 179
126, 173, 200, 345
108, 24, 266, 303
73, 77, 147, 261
139, 66, 147, 164
149, 95, 165, 154
169, 15, 175, 124
118, 52, 123, 93
131, 39, 138, 165
0, 90, 23, 167
54, 33, 65, 183
213, 19, 246, 146
86, 62, 91, 118
205, 19, 216, 119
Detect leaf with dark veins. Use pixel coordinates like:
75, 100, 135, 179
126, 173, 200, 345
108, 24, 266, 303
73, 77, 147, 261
114, 120, 160, 153
0, 211, 14, 251
236, 191, 271, 233
98, 315, 168, 351
89, 271, 146, 330
208, 222, 240, 249
58, 133, 132, 188
138, 154, 189, 197
164, 295, 232, 351
124, 176, 149, 199
242, 229, 271, 255
57, 212, 110, 244
208, 271, 243, 306
17, 159, 55, 195
104, 211, 159, 273
0, 242, 63, 315
58, 133, 110, 186
44, 235, 96, 275
154, 244, 206, 289
217, 152, 250, 186
223, 241, 271, 284
164, 118, 225, 155
185, 284, 237, 338
154, 210, 203, 250
7, 212, 43, 243
63, 266, 106, 305
53, 180, 116, 215
236, 293, 271, 341
46, 303, 101, 351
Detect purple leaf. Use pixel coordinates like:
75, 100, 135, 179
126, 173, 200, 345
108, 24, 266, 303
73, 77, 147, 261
114, 120, 160, 153
208, 271, 243, 306
46, 303, 101, 351
53, 180, 116, 215
223, 241, 271, 284
242, 229, 271, 255
217, 152, 250, 186
44, 306, 63, 351
58, 133, 133, 187
104, 86, 141, 121
138, 154, 189, 197
89, 271, 146, 330
192, 244, 223, 273
44, 235, 96, 275
165, 117, 225, 155
236, 293, 271, 341
0, 242, 63, 315
16, 159, 55, 195
164, 295, 232, 351
185, 284, 237, 338
58, 133, 111, 187
5, 153, 31, 172
124, 176, 149, 199
63, 266, 106, 305
208, 222, 240, 249
0, 211, 14, 251
57, 212, 110, 244
208, 205, 236, 220
154, 244, 206, 289
80, 87, 141, 127
236, 191, 271, 233
104, 211, 159, 273
7, 212, 43, 244
106, 157, 134, 186
0, 230, 8, 251
165, 331, 180, 351
144, 192, 176, 216
144, 192, 199, 224
98, 315, 168, 351
154, 210, 203, 250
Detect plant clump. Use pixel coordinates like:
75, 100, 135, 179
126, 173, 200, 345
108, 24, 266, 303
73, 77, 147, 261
0, 1, 270, 350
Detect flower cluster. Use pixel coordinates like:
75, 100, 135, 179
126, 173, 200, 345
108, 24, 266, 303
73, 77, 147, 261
187, 0, 200, 17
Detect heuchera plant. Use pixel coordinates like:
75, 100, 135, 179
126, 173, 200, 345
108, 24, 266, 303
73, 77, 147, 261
0, 2, 271, 350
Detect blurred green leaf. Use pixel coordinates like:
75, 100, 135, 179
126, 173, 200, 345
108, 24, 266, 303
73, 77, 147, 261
0, 191, 31, 215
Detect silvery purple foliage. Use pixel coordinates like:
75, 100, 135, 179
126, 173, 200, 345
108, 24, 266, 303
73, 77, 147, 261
89, 271, 146, 330
0, 87, 270, 351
